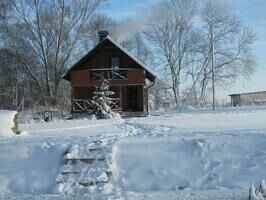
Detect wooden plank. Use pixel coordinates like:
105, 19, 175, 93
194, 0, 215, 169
79, 180, 109, 187
61, 172, 80, 175
65, 158, 106, 165
88, 148, 102, 152
119, 86, 123, 110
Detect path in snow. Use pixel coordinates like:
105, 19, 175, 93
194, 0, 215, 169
0, 190, 247, 200
124, 190, 247, 200
0, 133, 122, 196
56, 140, 114, 195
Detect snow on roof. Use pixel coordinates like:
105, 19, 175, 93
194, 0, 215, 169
229, 90, 266, 96
105, 36, 156, 79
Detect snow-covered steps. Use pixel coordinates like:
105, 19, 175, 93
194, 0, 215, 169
56, 144, 113, 195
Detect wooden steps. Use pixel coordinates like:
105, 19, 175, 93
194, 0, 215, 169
56, 145, 113, 194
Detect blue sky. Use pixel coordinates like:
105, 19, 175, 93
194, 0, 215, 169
229, 0, 266, 95
102, 0, 266, 100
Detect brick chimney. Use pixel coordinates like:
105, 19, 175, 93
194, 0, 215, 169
98, 30, 109, 42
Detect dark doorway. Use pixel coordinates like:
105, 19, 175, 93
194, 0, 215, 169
126, 86, 141, 111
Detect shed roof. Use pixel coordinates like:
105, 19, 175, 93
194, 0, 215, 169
63, 35, 156, 82
229, 91, 266, 96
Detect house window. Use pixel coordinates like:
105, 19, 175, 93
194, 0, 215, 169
110, 56, 123, 79
111, 56, 120, 69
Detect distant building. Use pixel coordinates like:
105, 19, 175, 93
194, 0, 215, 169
229, 91, 266, 107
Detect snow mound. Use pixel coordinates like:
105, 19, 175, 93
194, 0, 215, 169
0, 142, 67, 193
172, 105, 195, 112
0, 110, 18, 136
112, 135, 266, 192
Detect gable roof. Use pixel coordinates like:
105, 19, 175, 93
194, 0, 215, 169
63, 36, 156, 82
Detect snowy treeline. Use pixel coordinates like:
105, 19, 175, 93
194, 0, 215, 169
0, 0, 106, 111
0, 0, 256, 111
144, 0, 256, 108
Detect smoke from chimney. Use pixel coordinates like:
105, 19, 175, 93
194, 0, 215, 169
98, 30, 109, 42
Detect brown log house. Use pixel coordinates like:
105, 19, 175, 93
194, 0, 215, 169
63, 31, 156, 116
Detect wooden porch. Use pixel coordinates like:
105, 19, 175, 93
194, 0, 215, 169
71, 85, 146, 114
70, 68, 148, 115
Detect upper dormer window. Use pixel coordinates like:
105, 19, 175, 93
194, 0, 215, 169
111, 56, 120, 69
110, 56, 126, 80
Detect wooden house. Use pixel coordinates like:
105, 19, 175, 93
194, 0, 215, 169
63, 31, 156, 116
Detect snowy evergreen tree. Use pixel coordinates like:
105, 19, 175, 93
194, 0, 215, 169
91, 77, 120, 119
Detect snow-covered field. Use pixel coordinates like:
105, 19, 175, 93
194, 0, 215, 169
1, 107, 266, 199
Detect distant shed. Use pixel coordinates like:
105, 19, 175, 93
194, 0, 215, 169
229, 91, 266, 107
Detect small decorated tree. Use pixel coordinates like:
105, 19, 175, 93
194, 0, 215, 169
91, 77, 120, 119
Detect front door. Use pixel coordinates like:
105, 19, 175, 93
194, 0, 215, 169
126, 86, 142, 112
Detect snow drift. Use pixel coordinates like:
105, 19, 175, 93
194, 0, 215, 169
0, 110, 19, 136
172, 105, 195, 112
112, 135, 266, 192
0, 142, 67, 193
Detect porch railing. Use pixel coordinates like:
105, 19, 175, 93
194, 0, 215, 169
73, 98, 121, 112
89, 69, 128, 81
109, 98, 120, 110
73, 99, 94, 112
71, 68, 145, 85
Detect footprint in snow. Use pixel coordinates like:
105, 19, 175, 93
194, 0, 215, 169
204, 160, 222, 171
197, 173, 221, 186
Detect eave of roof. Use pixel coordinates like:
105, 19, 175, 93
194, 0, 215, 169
229, 90, 266, 96
63, 36, 156, 82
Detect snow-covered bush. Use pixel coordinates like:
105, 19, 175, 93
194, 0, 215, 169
249, 180, 266, 200
91, 78, 120, 119
0, 110, 19, 136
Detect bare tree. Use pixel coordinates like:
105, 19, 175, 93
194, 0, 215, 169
145, 0, 197, 106
149, 79, 174, 110
0, 48, 34, 110
118, 31, 154, 68
198, 1, 256, 108
1, 0, 105, 107
80, 13, 115, 50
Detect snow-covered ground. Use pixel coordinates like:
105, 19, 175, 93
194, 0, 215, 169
1, 107, 266, 199
113, 135, 266, 191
